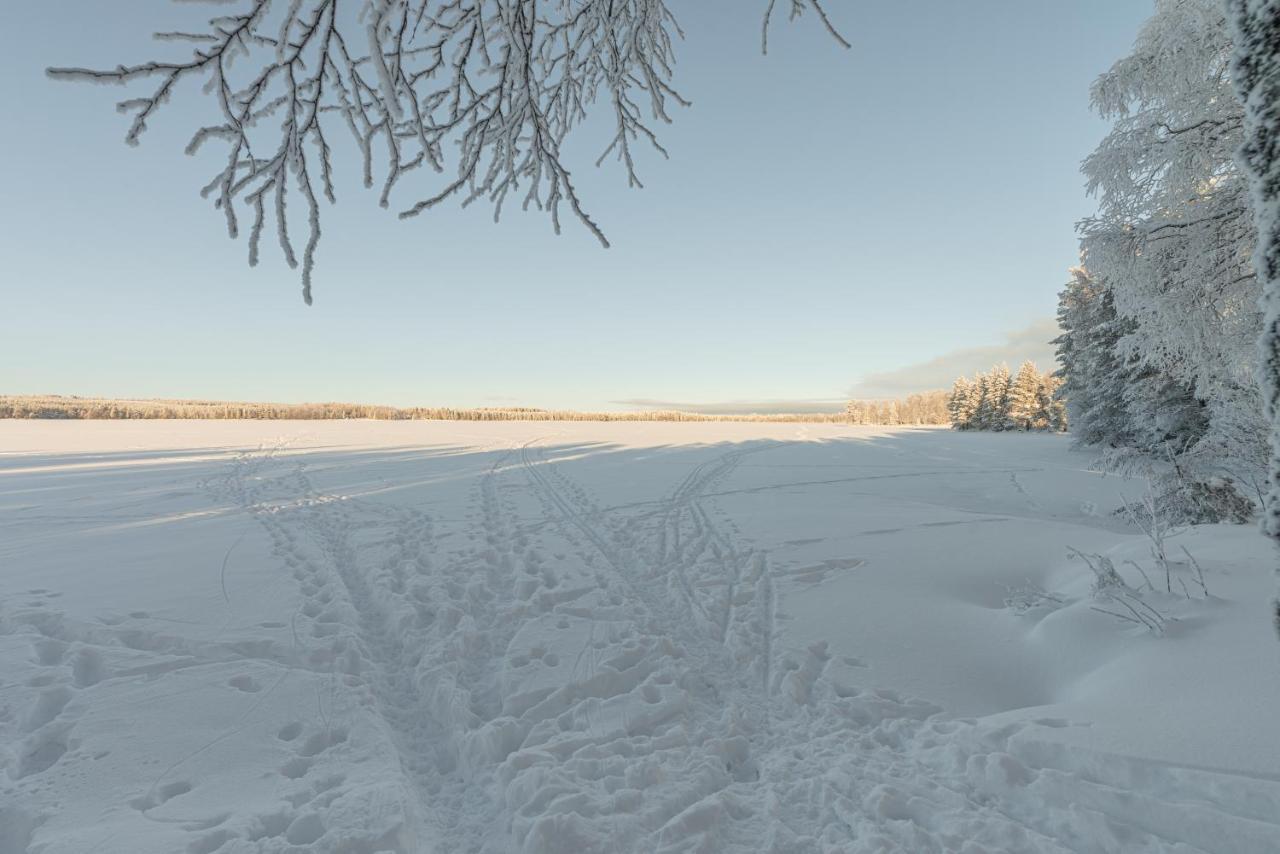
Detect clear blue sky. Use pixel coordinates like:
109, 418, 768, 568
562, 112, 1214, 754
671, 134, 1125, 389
0, 1, 1152, 411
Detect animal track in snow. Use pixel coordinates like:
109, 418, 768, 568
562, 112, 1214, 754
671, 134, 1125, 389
23, 686, 73, 732
299, 727, 348, 757
32, 638, 66, 666
130, 779, 194, 811
17, 723, 71, 778
70, 647, 107, 687
280, 756, 312, 779
227, 674, 261, 692
186, 828, 232, 854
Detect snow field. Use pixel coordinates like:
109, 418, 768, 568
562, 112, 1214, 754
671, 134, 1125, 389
1, 421, 1278, 853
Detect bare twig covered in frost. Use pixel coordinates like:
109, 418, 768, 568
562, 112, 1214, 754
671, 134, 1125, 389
1181, 544, 1210, 597
48, 0, 847, 303
1123, 558, 1156, 592
1121, 483, 1185, 593
1068, 546, 1168, 633
1069, 546, 1129, 593
1002, 584, 1066, 616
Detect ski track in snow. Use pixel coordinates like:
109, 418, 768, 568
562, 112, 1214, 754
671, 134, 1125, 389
2, 429, 1279, 853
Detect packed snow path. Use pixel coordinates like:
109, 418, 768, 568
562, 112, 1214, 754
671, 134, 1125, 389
2, 422, 1279, 853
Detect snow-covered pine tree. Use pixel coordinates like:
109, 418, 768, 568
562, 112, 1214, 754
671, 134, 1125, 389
1008, 361, 1042, 431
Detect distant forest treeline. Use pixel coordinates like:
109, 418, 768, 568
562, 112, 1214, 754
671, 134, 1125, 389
843, 390, 950, 426
1, 395, 951, 424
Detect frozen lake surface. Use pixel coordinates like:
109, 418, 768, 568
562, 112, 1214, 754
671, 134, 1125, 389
2, 421, 1278, 853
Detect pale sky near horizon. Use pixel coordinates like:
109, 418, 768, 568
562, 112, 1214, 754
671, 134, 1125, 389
0, 1, 1152, 411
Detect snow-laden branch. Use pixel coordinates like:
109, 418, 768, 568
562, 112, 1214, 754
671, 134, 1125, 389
49, 0, 847, 303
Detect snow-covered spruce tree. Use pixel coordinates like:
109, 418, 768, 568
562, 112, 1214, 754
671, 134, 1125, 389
1125, 366, 1210, 457
948, 377, 977, 430
967, 367, 1010, 431
1056, 264, 1250, 519
1226, 0, 1280, 629
1053, 266, 1140, 449
967, 373, 991, 431
1071, 0, 1266, 518
1037, 374, 1068, 432
1007, 361, 1042, 431
954, 365, 1060, 433
947, 378, 962, 428
963, 376, 985, 428
47, 0, 848, 304
963, 376, 981, 429
987, 363, 1014, 431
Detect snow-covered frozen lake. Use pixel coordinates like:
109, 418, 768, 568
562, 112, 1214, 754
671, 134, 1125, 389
2, 421, 1278, 853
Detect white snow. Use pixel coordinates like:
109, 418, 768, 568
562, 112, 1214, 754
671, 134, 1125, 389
2, 420, 1278, 853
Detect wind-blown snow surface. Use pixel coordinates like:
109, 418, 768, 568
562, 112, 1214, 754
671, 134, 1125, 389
2, 421, 1278, 854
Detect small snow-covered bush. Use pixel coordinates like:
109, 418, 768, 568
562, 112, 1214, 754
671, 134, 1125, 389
1067, 547, 1168, 634
1103, 446, 1258, 527
1002, 584, 1066, 617
1153, 476, 1256, 526
1068, 548, 1128, 595
1117, 482, 1215, 598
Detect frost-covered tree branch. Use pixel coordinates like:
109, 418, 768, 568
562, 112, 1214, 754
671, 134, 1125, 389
48, 0, 847, 304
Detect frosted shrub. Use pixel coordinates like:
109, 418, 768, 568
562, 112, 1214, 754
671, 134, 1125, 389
1002, 584, 1066, 617
1068, 547, 1168, 634
1158, 477, 1257, 526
